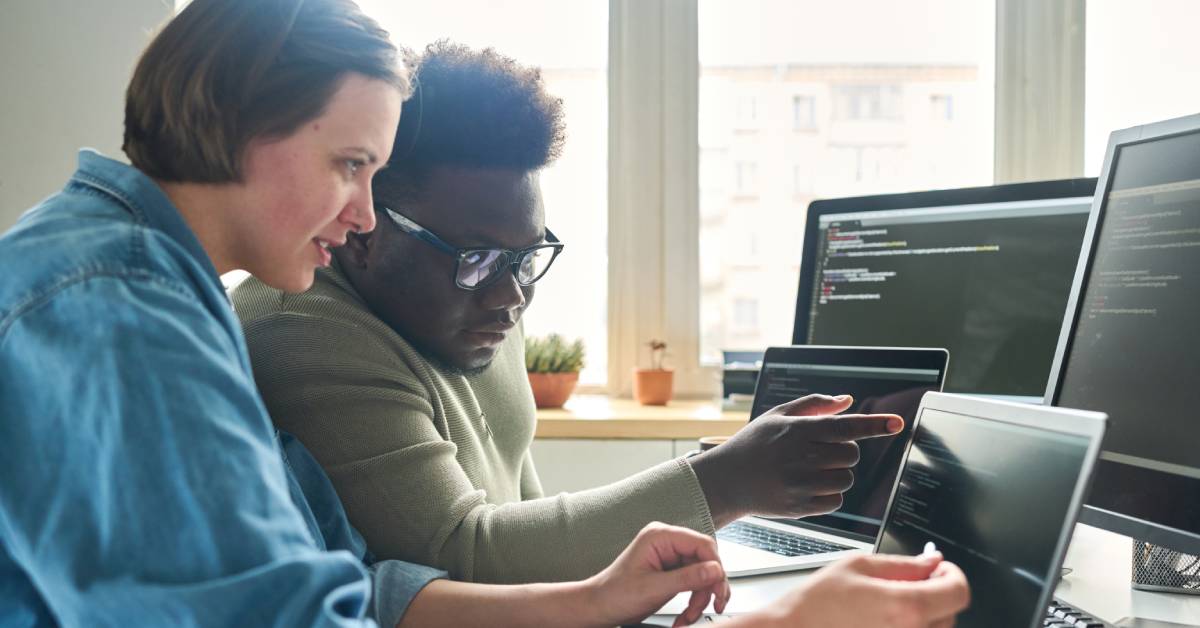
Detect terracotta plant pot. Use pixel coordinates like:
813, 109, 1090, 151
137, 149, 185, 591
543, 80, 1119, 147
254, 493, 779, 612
633, 368, 674, 406
527, 371, 580, 409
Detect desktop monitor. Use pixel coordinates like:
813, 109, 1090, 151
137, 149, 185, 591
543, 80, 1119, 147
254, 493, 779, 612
792, 179, 1096, 401
1046, 113, 1200, 556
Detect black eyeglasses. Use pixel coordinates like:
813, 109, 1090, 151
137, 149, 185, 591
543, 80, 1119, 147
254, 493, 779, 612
380, 207, 565, 291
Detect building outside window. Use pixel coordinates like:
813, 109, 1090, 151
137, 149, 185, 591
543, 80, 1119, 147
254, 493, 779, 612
930, 94, 954, 121
698, 0, 995, 364
833, 84, 903, 121
734, 161, 758, 196
792, 94, 817, 130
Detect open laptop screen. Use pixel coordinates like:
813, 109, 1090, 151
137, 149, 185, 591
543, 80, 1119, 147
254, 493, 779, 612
750, 347, 947, 540
876, 407, 1093, 628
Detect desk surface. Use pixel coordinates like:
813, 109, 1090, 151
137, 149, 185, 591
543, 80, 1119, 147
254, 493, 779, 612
534, 395, 745, 439
656, 524, 1200, 625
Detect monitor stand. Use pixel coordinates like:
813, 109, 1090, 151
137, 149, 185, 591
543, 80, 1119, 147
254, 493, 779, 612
1131, 540, 1200, 596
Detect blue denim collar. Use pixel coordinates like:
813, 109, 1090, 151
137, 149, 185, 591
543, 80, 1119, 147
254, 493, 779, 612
70, 149, 221, 287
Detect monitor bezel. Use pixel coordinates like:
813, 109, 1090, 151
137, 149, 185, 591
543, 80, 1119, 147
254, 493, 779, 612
873, 392, 1107, 628
1044, 113, 1200, 556
791, 178, 1097, 393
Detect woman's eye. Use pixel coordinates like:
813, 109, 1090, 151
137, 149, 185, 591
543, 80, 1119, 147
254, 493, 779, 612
343, 159, 363, 177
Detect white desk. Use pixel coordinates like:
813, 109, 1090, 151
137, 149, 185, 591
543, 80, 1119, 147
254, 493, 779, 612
654, 524, 1200, 626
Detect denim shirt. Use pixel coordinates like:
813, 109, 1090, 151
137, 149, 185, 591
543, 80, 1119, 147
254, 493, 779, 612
0, 151, 443, 627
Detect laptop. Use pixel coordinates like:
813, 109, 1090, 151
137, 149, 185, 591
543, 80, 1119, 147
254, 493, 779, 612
874, 392, 1106, 628
717, 345, 949, 577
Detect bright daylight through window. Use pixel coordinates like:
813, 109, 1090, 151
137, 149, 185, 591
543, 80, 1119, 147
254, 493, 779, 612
1084, 0, 1200, 176
698, 0, 995, 364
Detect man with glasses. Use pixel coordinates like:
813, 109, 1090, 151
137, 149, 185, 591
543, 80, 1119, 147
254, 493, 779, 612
233, 42, 902, 585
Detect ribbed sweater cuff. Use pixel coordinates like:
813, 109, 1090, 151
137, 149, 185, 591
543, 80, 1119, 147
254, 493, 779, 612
672, 457, 717, 536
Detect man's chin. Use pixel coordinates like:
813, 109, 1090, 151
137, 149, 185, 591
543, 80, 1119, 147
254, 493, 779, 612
427, 347, 496, 377
455, 347, 498, 376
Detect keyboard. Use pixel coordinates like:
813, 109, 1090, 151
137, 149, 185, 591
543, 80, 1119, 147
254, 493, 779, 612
717, 520, 854, 557
1044, 598, 1113, 627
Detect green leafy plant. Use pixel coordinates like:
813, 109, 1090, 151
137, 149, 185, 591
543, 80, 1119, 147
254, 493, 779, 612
525, 334, 585, 373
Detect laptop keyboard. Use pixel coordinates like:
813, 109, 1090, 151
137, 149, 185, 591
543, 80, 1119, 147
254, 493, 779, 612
717, 521, 854, 557
1044, 599, 1113, 627
717, 523, 1113, 626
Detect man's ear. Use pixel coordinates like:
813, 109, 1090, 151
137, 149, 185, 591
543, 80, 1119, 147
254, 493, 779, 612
340, 230, 374, 269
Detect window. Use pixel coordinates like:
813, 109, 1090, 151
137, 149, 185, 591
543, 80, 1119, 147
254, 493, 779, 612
792, 162, 813, 196
930, 94, 954, 121
359, 1, 609, 385
735, 94, 760, 128
732, 298, 759, 331
1084, 0, 1200, 175
734, 161, 758, 196
697, 0, 995, 364
792, 94, 816, 130
833, 85, 903, 121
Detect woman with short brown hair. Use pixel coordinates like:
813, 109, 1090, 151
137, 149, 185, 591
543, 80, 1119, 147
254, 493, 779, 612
0, 0, 731, 625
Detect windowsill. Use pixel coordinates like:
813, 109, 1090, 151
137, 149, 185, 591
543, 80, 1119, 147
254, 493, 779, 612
535, 394, 745, 440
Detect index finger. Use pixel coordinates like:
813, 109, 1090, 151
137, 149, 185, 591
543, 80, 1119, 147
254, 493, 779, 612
640, 523, 722, 566
807, 413, 904, 442
767, 394, 855, 417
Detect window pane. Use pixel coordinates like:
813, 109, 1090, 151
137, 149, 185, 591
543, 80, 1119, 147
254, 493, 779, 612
698, 0, 995, 363
360, 1, 609, 385
1085, 1, 1200, 175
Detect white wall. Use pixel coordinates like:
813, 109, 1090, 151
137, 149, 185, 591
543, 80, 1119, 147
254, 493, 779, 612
0, 0, 172, 231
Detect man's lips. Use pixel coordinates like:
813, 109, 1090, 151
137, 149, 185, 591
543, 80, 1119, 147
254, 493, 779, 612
462, 324, 515, 347
468, 323, 517, 334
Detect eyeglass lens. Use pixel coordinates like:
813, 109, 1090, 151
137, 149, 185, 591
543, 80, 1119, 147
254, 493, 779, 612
457, 247, 555, 288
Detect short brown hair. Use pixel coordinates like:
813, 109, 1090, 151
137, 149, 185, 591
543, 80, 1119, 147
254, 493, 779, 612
123, 0, 409, 183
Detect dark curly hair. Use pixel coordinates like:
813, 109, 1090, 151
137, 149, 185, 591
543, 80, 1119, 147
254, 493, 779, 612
374, 40, 567, 203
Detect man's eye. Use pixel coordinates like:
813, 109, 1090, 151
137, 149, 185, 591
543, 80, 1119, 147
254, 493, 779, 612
343, 159, 364, 177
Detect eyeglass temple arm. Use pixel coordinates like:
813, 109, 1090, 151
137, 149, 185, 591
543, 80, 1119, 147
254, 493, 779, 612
383, 208, 459, 256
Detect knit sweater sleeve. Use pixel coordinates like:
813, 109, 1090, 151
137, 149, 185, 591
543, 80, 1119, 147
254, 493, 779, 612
518, 450, 545, 500
242, 312, 715, 585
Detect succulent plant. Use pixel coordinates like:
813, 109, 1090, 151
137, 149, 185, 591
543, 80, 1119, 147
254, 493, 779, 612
525, 334, 586, 373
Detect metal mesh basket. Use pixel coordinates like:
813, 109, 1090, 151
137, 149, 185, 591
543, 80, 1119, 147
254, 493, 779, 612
1131, 539, 1200, 595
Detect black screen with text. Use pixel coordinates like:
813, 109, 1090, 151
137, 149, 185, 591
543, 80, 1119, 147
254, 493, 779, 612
1057, 130, 1200, 536
806, 199, 1090, 397
876, 409, 1090, 628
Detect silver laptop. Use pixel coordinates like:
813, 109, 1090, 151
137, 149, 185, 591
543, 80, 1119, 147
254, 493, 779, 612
717, 345, 949, 577
874, 392, 1106, 628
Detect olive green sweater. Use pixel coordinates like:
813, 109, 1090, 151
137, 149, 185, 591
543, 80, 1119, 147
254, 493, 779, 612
231, 264, 714, 584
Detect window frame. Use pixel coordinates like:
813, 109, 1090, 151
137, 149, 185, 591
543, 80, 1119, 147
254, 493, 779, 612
606, 0, 1084, 397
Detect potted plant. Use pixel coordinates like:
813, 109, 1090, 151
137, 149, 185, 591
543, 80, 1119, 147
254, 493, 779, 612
525, 334, 585, 409
633, 339, 673, 405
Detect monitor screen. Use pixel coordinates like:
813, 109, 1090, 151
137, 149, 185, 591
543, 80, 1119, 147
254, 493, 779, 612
1052, 126, 1200, 552
751, 348, 946, 540
797, 186, 1093, 400
876, 407, 1093, 628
